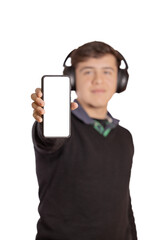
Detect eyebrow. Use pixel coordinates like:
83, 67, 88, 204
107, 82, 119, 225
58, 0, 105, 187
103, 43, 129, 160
102, 67, 115, 71
79, 66, 115, 72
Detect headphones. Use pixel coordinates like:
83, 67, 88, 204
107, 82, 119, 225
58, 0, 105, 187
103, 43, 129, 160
63, 49, 129, 93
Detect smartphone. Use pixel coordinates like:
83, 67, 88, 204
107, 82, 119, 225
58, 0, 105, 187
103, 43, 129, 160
41, 75, 71, 138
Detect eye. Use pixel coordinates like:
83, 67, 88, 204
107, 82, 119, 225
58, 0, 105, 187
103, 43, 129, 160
104, 71, 112, 75
83, 70, 93, 75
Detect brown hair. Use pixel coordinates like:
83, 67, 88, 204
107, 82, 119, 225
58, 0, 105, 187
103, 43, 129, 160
70, 41, 122, 68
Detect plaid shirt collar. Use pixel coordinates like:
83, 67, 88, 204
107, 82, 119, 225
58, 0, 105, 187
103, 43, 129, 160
71, 99, 119, 130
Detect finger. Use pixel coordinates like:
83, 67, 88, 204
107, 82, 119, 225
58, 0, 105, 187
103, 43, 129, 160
36, 106, 45, 115
32, 102, 45, 114
31, 93, 37, 101
35, 88, 42, 98
31, 93, 45, 107
71, 102, 78, 111
31, 102, 38, 110
33, 110, 43, 123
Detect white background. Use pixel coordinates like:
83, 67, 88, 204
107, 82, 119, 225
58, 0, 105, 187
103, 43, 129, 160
0, 0, 159, 239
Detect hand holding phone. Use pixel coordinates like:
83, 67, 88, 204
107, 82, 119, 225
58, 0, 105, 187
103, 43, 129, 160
31, 88, 45, 123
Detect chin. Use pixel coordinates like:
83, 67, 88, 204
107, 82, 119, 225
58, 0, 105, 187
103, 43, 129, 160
88, 101, 107, 109
91, 97, 109, 106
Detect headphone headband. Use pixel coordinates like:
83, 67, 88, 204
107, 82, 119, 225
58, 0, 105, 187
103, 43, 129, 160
116, 51, 128, 70
63, 50, 75, 67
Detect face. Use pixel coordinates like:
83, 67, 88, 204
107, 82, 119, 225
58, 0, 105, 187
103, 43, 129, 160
75, 54, 118, 112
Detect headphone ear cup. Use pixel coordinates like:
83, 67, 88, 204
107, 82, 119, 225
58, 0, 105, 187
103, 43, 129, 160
63, 66, 76, 90
117, 69, 129, 93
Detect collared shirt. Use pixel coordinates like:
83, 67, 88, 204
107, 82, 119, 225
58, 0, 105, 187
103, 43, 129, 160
72, 99, 119, 137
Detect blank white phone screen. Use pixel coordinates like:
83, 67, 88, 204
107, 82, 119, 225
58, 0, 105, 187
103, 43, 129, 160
42, 75, 70, 138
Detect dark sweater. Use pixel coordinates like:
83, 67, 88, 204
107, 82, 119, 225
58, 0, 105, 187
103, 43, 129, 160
32, 113, 137, 240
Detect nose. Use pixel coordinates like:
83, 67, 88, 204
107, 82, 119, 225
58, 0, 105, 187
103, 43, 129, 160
92, 71, 103, 85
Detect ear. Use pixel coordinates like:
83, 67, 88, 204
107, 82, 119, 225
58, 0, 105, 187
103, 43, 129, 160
116, 69, 129, 93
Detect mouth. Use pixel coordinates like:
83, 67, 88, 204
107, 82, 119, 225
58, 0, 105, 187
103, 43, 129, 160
91, 89, 106, 93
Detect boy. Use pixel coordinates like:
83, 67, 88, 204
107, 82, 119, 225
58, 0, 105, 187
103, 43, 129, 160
31, 41, 137, 240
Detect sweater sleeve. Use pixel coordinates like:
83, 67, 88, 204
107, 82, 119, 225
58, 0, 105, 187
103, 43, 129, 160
32, 121, 67, 154
128, 194, 138, 240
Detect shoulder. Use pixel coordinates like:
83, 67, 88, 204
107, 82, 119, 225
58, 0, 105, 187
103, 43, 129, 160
116, 124, 133, 137
115, 124, 134, 150
116, 124, 133, 141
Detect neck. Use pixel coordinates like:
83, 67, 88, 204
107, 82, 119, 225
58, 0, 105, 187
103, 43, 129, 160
77, 99, 108, 119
